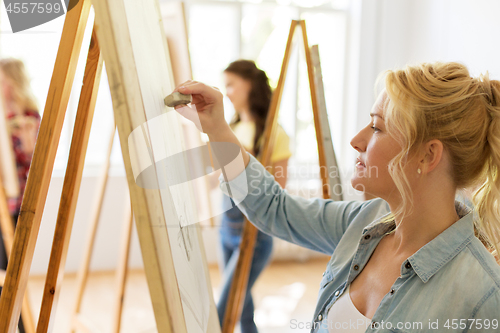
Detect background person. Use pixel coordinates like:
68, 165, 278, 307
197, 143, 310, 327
217, 60, 292, 333
0, 58, 40, 333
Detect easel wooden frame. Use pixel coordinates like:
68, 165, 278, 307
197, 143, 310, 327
0, 176, 36, 333
0, 0, 94, 331
0, 0, 220, 332
69, 3, 214, 332
93, 0, 220, 330
222, 19, 342, 333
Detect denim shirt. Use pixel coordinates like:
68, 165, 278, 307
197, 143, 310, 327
219, 153, 500, 333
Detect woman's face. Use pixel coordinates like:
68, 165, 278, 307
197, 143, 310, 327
350, 91, 403, 199
223, 72, 252, 112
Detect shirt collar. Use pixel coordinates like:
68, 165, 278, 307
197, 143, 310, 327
363, 201, 474, 283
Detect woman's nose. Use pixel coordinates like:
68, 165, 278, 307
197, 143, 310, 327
350, 131, 366, 152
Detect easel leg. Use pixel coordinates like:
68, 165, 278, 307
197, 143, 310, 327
71, 123, 115, 331
37, 23, 103, 332
0, 0, 92, 330
111, 198, 133, 333
93, 0, 189, 330
309, 44, 343, 201
0, 178, 15, 256
0, 178, 35, 333
300, 21, 330, 200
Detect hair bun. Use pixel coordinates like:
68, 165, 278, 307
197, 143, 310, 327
475, 73, 495, 107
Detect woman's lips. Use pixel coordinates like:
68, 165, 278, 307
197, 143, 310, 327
356, 158, 366, 168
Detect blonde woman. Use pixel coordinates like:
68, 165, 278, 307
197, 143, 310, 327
173, 62, 500, 332
0, 58, 39, 333
0, 58, 40, 217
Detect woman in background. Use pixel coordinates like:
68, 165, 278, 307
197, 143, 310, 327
0, 58, 40, 218
0, 58, 40, 333
217, 60, 292, 333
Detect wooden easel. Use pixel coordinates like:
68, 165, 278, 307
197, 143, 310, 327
69, 3, 215, 331
0, 0, 220, 332
0, 177, 36, 333
222, 20, 342, 333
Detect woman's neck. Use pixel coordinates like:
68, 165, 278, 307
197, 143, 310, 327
385, 183, 460, 258
238, 106, 253, 122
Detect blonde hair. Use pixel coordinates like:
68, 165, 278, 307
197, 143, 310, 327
0, 58, 38, 112
379, 62, 500, 258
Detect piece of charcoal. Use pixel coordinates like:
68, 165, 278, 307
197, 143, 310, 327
164, 92, 192, 107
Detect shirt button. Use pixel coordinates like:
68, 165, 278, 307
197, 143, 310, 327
371, 321, 377, 328
334, 290, 340, 296
390, 289, 395, 294
353, 264, 359, 270
364, 234, 371, 240
405, 262, 412, 269
318, 314, 323, 321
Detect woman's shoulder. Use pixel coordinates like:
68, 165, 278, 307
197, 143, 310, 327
231, 121, 255, 149
275, 123, 289, 138
438, 239, 500, 317
430, 236, 500, 309
271, 129, 291, 162
464, 237, 500, 286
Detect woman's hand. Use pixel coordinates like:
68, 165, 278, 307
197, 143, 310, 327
173, 80, 227, 136
172, 80, 251, 175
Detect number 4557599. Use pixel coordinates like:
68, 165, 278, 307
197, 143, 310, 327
6, 2, 63, 14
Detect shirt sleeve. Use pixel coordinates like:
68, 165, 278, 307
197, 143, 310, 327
218, 152, 382, 255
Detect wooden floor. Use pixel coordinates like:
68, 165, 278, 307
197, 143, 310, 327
25, 257, 329, 332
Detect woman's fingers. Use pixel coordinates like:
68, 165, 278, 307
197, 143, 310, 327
177, 83, 201, 95
181, 82, 220, 99
173, 94, 206, 111
172, 81, 219, 106
173, 80, 193, 92
171, 80, 225, 135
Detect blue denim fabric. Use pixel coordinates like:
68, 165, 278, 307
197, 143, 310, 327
217, 194, 273, 333
219, 152, 500, 333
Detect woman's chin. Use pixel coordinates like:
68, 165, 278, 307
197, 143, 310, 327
350, 177, 367, 193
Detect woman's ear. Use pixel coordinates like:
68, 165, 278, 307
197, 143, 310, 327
420, 139, 444, 173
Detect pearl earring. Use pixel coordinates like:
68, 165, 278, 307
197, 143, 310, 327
417, 168, 421, 174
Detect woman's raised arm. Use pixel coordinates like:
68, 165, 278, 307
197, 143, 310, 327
174, 81, 250, 180
172, 81, 390, 254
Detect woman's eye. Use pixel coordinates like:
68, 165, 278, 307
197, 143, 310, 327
370, 125, 381, 132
